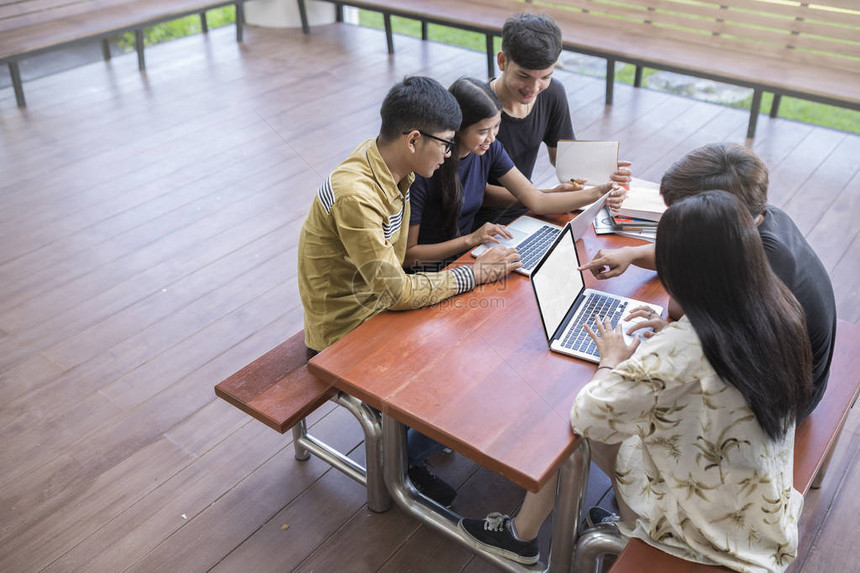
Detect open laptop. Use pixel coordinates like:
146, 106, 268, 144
471, 191, 611, 276
530, 222, 663, 363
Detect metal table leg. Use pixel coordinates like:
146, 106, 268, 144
382, 413, 590, 573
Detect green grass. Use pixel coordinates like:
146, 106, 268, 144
114, 7, 859, 135
360, 10, 860, 135
358, 12, 502, 54
117, 6, 235, 50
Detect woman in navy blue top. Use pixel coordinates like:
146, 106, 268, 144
405, 78, 624, 270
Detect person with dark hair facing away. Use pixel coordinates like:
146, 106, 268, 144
405, 77, 624, 271
473, 12, 632, 229
460, 191, 812, 573
579, 143, 836, 418
298, 76, 522, 507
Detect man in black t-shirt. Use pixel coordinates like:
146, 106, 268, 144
474, 13, 631, 227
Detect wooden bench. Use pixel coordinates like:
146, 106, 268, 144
1, 0, 247, 107
567, 318, 860, 573
214, 330, 390, 512
296, 0, 860, 138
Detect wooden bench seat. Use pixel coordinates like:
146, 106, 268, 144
571, 319, 860, 573
214, 330, 390, 512
297, 0, 860, 138
215, 331, 336, 433
1, 0, 247, 107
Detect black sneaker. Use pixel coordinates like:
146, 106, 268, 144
586, 506, 621, 528
408, 465, 456, 507
458, 512, 539, 565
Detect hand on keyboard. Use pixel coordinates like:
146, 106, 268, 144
474, 247, 522, 285
624, 305, 668, 339
469, 222, 513, 248
584, 315, 640, 368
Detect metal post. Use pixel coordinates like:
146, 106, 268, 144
770, 93, 782, 118
605, 58, 616, 105
135, 29, 145, 71
201, 11, 209, 34
633, 65, 643, 88
333, 393, 390, 512
421, 21, 428, 40
382, 414, 546, 572
297, 0, 310, 34
384, 13, 394, 54
289, 395, 389, 512
291, 419, 311, 460
747, 89, 762, 139
572, 526, 628, 573
235, 1, 244, 42
102, 39, 112, 61
546, 438, 591, 573
486, 33, 495, 78
9, 62, 25, 107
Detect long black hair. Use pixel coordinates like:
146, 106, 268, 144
655, 191, 811, 440
431, 77, 502, 239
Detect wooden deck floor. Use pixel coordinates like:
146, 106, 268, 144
1, 21, 859, 573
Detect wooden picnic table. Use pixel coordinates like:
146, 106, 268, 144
309, 213, 669, 572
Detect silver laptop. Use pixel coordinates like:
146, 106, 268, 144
530, 222, 663, 363
471, 191, 610, 276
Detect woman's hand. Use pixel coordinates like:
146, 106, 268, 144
624, 305, 668, 339
545, 179, 585, 193
468, 222, 513, 248
584, 315, 640, 368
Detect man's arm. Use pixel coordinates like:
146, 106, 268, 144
334, 197, 519, 311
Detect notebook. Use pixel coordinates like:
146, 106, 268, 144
530, 222, 663, 363
471, 191, 610, 276
555, 140, 619, 190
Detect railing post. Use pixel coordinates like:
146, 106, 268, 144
9, 62, 25, 107
747, 89, 762, 139
135, 29, 145, 70
605, 58, 615, 105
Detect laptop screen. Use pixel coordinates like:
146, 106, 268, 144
530, 224, 586, 341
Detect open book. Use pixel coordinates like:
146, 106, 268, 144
616, 178, 666, 222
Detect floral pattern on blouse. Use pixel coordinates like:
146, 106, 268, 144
570, 316, 802, 573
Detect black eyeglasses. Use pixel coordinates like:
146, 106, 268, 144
402, 130, 456, 155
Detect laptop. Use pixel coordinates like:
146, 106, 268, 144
471, 191, 611, 276
530, 222, 663, 363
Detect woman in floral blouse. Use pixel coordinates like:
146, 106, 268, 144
460, 190, 812, 573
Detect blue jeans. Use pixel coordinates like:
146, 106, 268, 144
407, 428, 446, 467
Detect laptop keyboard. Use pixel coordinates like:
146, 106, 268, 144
516, 225, 562, 270
560, 293, 628, 357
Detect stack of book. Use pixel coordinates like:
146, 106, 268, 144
593, 178, 665, 242
610, 214, 658, 232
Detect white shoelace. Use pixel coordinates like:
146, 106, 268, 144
482, 512, 510, 532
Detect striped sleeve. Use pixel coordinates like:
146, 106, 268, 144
449, 266, 476, 295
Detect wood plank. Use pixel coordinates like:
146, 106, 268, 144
41, 402, 349, 572
0, 438, 194, 572
125, 406, 366, 572
0, 287, 305, 490
806, 170, 860, 273
782, 132, 860, 236
792, 406, 860, 571
793, 429, 860, 572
